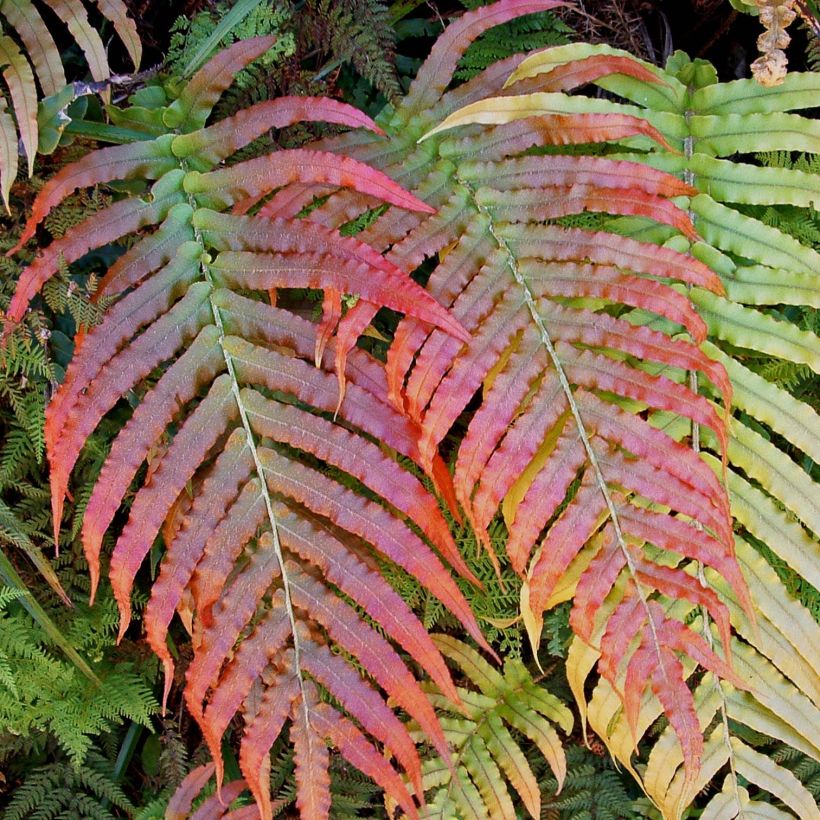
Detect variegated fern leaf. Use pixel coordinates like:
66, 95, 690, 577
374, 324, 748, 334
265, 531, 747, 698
4, 36, 496, 820
278, 1, 820, 817
479, 41, 820, 820
282, 0, 754, 799
0, 0, 142, 209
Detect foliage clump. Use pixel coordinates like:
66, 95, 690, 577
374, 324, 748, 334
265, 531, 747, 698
1, 1, 819, 818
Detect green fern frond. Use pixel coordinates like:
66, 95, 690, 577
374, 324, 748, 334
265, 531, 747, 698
0, 586, 156, 766
306, 0, 400, 100
4, 749, 134, 820
538, 745, 638, 819
383, 515, 527, 657
770, 745, 820, 799
42, 189, 112, 240
401, 635, 573, 819
167, 1, 294, 83
456, 5, 572, 80
329, 760, 383, 818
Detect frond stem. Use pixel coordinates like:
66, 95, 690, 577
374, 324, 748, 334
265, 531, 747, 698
181, 169, 311, 726
684, 124, 743, 814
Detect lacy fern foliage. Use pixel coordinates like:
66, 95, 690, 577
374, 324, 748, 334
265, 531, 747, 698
455, 1, 571, 80
6, 5, 820, 819
0, 585, 155, 766
5, 749, 135, 820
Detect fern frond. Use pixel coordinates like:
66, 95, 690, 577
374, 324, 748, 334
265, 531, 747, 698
0, 583, 156, 766
167, 0, 294, 81
299, 5, 820, 817
538, 744, 638, 819
305, 0, 401, 101
4, 748, 134, 820
494, 38, 820, 820
455, 5, 572, 80
6, 36, 490, 820
308, 1, 753, 795
394, 635, 573, 819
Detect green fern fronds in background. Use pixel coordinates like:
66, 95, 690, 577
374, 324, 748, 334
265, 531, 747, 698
456, 1, 572, 79
770, 745, 820, 800
750, 152, 820, 247
305, 0, 401, 100
166, 0, 295, 91
0, 585, 156, 766
4, 748, 134, 820
167, 0, 400, 110
382, 515, 528, 658
538, 744, 638, 820
327, 761, 384, 818
0, 224, 118, 588
0, 239, 62, 597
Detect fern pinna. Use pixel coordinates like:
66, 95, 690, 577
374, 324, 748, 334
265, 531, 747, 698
4, 35, 498, 819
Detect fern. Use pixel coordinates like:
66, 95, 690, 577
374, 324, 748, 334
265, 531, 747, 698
483, 38, 820, 819
5, 35, 497, 819
399, 635, 573, 819
382, 515, 526, 658
7, 6, 820, 818
455, 3, 572, 80
538, 744, 638, 820
297, 4, 820, 817
304, 0, 401, 101
770, 744, 820, 801
166, 0, 295, 109
0, 584, 156, 766
0, 0, 141, 210
0, 208, 120, 617
4, 748, 134, 820
303, 0, 749, 796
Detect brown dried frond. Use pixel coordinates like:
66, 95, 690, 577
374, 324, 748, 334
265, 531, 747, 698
751, 0, 798, 84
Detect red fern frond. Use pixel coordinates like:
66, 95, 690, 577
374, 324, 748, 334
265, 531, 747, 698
5, 37, 487, 819
308, 0, 753, 784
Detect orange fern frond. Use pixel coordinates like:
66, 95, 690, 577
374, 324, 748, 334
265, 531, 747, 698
307, 0, 753, 787
5, 36, 487, 819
